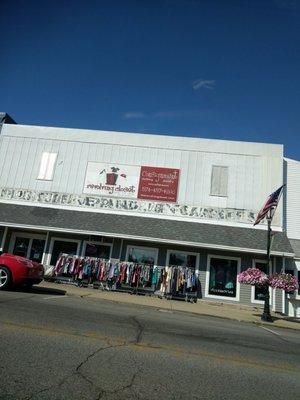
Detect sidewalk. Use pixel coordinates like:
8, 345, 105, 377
39, 281, 300, 331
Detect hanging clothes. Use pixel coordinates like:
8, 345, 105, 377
53, 254, 161, 293
160, 265, 198, 295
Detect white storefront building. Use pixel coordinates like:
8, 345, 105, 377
283, 158, 300, 317
0, 113, 299, 316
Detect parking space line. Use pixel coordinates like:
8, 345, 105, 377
260, 326, 282, 336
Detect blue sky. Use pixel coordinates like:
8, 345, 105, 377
1, 0, 299, 159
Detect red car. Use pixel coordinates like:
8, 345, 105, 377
0, 253, 44, 290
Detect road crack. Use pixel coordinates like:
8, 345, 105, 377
23, 373, 71, 400
91, 321, 146, 400
76, 340, 131, 399
131, 316, 144, 344
24, 342, 127, 400
20, 315, 146, 400
95, 365, 143, 400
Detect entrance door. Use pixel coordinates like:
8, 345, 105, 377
29, 239, 47, 263
251, 260, 271, 305
13, 237, 30, 258
10, 233, 46, 263
50, 240, 80, 266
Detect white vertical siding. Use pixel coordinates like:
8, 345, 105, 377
0, 124, 284, 226
285, 158, 300, 239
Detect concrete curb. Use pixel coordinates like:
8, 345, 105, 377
38, 281, 300, 331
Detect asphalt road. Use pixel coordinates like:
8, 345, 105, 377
1, 286, 299, 400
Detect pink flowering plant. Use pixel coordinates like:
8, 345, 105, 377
239, 267, 299, 322
238, 268, 269, 287
269, 273, 299, 293
238, 268, 299, 293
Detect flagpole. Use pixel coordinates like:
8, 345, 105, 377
253, 184, 284, 322
261, 209, 273, 322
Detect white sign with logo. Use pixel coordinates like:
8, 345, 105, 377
84, 162, 141, 199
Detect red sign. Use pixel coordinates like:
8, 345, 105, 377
138, 166, 180, 203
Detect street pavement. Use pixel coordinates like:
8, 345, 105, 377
1, 285, 300, 400
41, 280, 300, 330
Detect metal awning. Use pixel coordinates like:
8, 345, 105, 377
0, 202, 294, 257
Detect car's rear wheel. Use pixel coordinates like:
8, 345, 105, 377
0, 266, 11, 290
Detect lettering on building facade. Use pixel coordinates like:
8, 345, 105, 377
0, 187, 257, 224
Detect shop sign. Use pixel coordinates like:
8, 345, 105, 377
138, 166, 179, 202
209, 288, 235, 297
83, 163, 180, 203
84, 163, 140, 199
0, 187, 257, 224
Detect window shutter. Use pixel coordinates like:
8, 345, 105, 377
38, 152, 57, 180
211, 166, 228, 197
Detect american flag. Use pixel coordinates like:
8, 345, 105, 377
253, 185, 285, 226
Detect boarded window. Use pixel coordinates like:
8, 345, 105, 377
37, 152, 57, 180
210, 166, 228, 197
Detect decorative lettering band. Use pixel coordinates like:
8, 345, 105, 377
0, 187, 256, 224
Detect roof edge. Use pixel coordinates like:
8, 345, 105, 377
0, 221, 295, 259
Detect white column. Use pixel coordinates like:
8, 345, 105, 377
41, 231, 50, 265
0, 226, 8, 252
282, 257, 286, 314
272, 257, 276, 312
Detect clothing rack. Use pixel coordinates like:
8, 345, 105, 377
160, 265, 198, 303
53, 254, 161, 295
53, 255, 198, 302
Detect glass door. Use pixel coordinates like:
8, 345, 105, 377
254, 261, 269, 301
10, 233, 46, 263
50, 240, 79, 266
30, 239, 46, 263
13, 237, 30, 258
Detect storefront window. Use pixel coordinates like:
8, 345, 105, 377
11, 234, 46, 262
127, 246, 157, 265
254, 261, 268, 301
13, 237, 30, 258
208, 257, 238, 298
168, 252, 197, 269
84, 243, 111, 259
295, 261, 300, 297
50, 240, 78, 265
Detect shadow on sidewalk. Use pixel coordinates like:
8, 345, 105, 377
252, 313, 300, 324
12, 285, 66, 296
